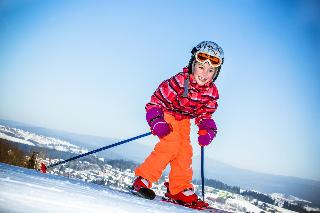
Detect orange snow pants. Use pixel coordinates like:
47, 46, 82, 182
135, 113, 193, 195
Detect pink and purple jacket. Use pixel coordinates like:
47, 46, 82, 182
146, 68, 219, 125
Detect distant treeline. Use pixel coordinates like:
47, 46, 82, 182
193, 177, 318, 213
194, 178, 240, 194
0, 138, 26, 167
0, 138, 44, 169
282, 201, 318, 213
241, 190, 275, 204
240, 190, 319, 212
106, 159, 138, 171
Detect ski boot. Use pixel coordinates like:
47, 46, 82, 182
163, 182, 209, 209
130, 176, 155, 200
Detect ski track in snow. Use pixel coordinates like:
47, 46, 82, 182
0, 163, 196, 213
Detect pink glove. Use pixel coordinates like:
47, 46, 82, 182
197, 119, 217, 146
146, 107, 172, 138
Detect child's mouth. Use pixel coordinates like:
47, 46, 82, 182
197, 76, 207, 83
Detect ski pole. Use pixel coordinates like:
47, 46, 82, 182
41, 132, 152, 173
201, 146, 205, 201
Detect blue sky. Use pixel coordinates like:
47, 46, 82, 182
0, 0, 319, 181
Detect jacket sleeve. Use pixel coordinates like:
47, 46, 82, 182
195, 87, 219, 125
145, 73, 184, 111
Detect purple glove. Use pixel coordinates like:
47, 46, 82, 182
146, 107, 172, 138
197, 119, 217, 146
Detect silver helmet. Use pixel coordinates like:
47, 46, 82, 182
192, 41, 224, 66
188, 41, 224, 82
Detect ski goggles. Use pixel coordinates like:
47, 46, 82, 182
195, 52, 222, 67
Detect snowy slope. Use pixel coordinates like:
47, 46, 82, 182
0, 163, 197, 213
1, 124, 318, 212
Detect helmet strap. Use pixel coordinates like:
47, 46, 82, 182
212, 67, 220, 82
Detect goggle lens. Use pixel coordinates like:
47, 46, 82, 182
196, 52, 221, 67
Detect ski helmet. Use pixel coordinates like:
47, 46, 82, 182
187, 41, 224, 82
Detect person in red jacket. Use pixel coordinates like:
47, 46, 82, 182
132, 41, 224, 205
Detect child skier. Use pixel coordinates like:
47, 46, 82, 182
132, 41, 224, 206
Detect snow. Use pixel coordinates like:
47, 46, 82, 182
0, 132, 35, 146
271, 192, 311, 204
272, 205, 299, 213
225, 197, 262, 213
0, 125, 87, 154
0, 163, 196, 213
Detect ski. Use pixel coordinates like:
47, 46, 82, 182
128, 186, 233, 212
161, 196, 233, 213
129, 187, 156, 200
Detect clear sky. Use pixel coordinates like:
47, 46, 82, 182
0, 0, 319, 181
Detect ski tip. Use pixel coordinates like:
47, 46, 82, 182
139, 188, 156, 200
130, 188, 156, 200
40, 163, 47, 173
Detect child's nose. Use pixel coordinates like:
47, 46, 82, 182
204, 69, 210, 77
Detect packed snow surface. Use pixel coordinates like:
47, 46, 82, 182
0, 163, 196, 213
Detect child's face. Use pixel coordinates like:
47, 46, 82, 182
193, 62, 217, 86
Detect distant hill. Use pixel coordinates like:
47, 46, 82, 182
0, 119, 155, 163
0, 119, 117, 149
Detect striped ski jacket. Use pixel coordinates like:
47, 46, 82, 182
146, 68, 219, 125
